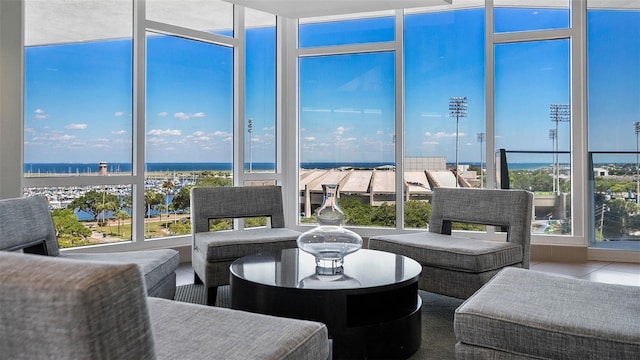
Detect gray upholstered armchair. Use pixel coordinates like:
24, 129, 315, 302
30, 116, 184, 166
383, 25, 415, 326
369, 187, 534, 299
0, 196, 180, 299
190, 185, 301, 306
0, 251, 329, 360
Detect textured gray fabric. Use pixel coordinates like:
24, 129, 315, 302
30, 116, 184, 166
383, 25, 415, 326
63, 249, 180, 299
419, 265, 509, 300
191, 185, 288, 232
148, 297, 329, 360
429, 187, 533, 268
369, 187, 533, 299
455, 267, 640, 360
455, 342, 537, 360
0, 196, 60, 255
0, 195, 179, 299
190, 186, 300, 289
0, 252, 156, 360
369, 232, 523, 272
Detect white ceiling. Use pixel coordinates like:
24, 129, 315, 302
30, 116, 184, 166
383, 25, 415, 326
222, 0, 452, 19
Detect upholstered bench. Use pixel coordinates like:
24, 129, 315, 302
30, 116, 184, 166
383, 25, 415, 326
454, 267, 640, 359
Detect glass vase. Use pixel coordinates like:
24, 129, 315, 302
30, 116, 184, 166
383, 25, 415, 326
297, 184, 363, 271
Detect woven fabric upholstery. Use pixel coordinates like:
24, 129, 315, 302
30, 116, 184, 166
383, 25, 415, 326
369, 187, 533, 299
148, 298, 329, 360
0, 251, 330, 360
190, 186, 300, 304
428, 187, 533, 268
63, 249, 180, 299
0, 196, 60, 255
455, 267, 640, 360
369, 232, 523, 272
0, 196, 179, 299
0, 252, 156, 360
191, 185, 287, 232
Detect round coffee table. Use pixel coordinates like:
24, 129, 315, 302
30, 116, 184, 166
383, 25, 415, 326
230, 248, 422, 359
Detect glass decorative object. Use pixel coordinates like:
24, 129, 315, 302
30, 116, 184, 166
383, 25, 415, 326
297, 184, 363, 271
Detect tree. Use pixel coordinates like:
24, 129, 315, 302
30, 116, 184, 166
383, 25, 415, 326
51, 208, 92, 248
144, 189, 164, 217
68, 190, 119, 221
115, 209, 130, 237
171, 185, 193, 212
404, 200, 431, 229
162, 180, 174, 221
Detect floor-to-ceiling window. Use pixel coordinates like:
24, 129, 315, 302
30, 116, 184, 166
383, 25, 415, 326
403, 7, 485, 229
492, 1, 574, 240
298, 12, 397, 228
587, 1, 640, 252
24, 0, 134, 247
16, 0, 638, 261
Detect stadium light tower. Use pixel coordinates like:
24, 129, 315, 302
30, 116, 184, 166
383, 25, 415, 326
477, 132, 484, 188
550, 104, 570, 195
248, 118, 253, 173
549, 129, 557, 193
634, 121, 640, 203
449, 96, 467, 181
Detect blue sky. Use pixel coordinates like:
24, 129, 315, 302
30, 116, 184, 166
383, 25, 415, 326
24, 7, 639, 165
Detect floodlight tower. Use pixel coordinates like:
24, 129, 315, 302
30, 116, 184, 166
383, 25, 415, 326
477, 132, 485, 188
549, 129, 557, 193
248, 118, 253, 173
449, 96, 467, 182
550, 104, 570, 195
634, 121, 640, 203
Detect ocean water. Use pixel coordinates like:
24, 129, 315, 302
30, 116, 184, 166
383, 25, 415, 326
24, 161, 552, 174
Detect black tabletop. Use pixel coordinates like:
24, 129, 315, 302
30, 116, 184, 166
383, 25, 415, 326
230, 248, 421, 291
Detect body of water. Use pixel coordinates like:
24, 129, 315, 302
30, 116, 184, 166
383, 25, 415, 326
24, 161, 553, 174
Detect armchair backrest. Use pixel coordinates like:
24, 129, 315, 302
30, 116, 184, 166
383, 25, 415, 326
0, 251, 156, 360
429, 187, 534, 266
190, 185, 286, 234
0, 196, 60, 256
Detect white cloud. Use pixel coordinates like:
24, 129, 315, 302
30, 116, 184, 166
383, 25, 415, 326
174, 112, 190, 120
33, 109, 48, 120
65, 123, 88, 130
302, 107, 331, 113
158, 112, 168, 117
192, 131, 206, 137
147, 129, 181, 136
114, 111, 125, 117
304, 136, 316, 141
173, 111, 206, 120
112, 130, 127, 135
213, 130, 232, 137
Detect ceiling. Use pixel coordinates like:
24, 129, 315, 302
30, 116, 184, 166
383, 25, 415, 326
222, 0, 452, 19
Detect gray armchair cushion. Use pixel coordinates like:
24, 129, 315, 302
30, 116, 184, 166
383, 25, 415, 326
455, 267, 640, 359
149, 298, 329, 360
0, 251, 155, 360
368, 232, 523, 272
195, 228, 300, 261
62, 249, 180, 298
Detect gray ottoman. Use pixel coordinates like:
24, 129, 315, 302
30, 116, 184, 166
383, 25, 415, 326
454, 267, 640, 359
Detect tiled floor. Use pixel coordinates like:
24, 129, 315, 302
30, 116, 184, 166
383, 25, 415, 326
176, 260, 640, 287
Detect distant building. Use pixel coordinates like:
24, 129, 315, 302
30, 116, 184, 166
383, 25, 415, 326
593, 167, 609, 177
98, 161, 107, 176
